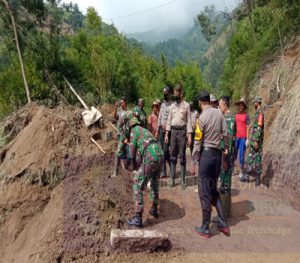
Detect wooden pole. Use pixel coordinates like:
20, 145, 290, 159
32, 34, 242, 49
90, 137, 106, 154
1, 0, 31, 103
64, 76, 89, 109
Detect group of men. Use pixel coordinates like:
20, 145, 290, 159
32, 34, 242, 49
112, 85, 264, 238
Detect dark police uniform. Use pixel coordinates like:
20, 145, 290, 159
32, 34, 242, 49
195, 100, 230, 238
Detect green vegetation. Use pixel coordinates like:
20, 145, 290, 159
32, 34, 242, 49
1, 0, 299, 119
220, 0, 300, 99
135, 22, 209, 66
0, 1, 207, 119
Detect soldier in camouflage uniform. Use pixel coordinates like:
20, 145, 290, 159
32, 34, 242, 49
133, 98, 147, 128
124, 117, 163, 228
241, 95, 264, 186
219, 96, 236, 218
112, 97, 130, 177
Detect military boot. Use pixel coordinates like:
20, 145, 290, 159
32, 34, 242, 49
127, 213, 143, 228
169, 162, 176, 188
180, 165, 186, 190
220, 193, 232, 219
215, 199, 230, 236
255, 174, 261, 187
149, 204, 158, 218
111, 156, 120, 178
195, 211, 211, 238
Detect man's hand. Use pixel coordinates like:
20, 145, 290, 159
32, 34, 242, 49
114, 101, 119, 108
223, 149, 229, 155
123, 138, 129, 144
165, 135, 169, 144
188, 134, 192, 147
245, 139, 249, 147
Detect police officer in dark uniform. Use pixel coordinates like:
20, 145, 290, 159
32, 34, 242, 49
194, 91, 230, 238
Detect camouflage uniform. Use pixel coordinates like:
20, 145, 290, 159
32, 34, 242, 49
133, 106, 147, 128
247, 108, 264, 176
220, 111, 236, 194
127, 125, 163, 214
116, 110, 131, 158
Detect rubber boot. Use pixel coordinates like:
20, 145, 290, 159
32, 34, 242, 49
127, 213, 143, 228
240, 172, 249, 183
220, 194, 232, 219
169, 162, 176, 188
112, 156, 120, 178
195, 211, 211, 238
160, 161, 167, 178
255, 174, 261, 187
149, 204, 158, 218
215, 198, 230, 236
180, 165, 186, 190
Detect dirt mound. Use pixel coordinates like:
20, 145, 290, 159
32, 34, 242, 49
0, 103, 137, 262
0, 103, 116, 185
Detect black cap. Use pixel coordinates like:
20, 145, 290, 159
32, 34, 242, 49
198, 90, 210, 102
120, 96, 126, 102
163, 86, 170, 94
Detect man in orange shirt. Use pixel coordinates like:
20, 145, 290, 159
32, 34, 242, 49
148, 101, 159, 136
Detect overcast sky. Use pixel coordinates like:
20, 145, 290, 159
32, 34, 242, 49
62, 0, 241, 33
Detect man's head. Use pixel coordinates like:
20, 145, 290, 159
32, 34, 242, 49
198, 90, 210, 111
253, 95, 262, 109
219, 95, 230, 114
235, 98, 247, 113
210, 94, 219, 109
138, 98, 144, 109
173, 84, 183, 103
120, 96, 127, 110
152, 101, 159, 114
163, 86, 171, 101
129, 116, 140, 128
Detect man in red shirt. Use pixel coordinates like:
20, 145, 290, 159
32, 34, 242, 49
234, 98, 251, 178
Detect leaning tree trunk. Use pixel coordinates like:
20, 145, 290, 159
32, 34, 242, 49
1, 0, 31, 103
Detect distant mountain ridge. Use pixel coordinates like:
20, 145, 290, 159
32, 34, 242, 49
128, 22, 209, 65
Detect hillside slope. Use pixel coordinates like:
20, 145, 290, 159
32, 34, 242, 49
251, 36, 300, 209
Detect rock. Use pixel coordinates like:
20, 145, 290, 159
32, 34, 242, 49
110, 229, 171, 253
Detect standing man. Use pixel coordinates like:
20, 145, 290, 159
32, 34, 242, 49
165, 84, 192, 190
124, 117, 163, 228
235, 98, 251, 179
112, 97, 129, 178
241, 95, 264, 186
219, 96, 236, 218
133, 98, 147, 128
155, 86, 172, 178
195, 90, 229, 238
190, 101, 199, 176
148, 101, 159, 136
210, 94, 219, 109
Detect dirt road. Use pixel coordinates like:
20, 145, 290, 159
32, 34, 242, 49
130, 152, 300, 262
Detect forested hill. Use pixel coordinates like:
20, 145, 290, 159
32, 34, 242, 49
0, 0, 299, 120
128, 23, 209, 65
0, 1, 207, 118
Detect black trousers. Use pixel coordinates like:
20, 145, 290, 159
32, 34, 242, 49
198, 149, 222, 213
170, 128, 187, 166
